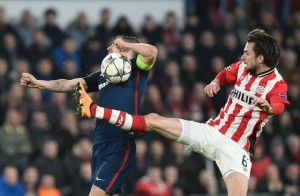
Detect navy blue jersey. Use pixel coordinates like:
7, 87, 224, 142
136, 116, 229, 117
83, 57, 149, 144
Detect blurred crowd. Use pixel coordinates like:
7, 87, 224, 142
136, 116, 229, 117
0, 0, 299, 195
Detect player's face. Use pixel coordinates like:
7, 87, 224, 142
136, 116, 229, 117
241, 42, 259, 75
107, 40, 121, 53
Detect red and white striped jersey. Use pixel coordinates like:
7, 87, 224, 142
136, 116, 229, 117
207, 61, 290, 154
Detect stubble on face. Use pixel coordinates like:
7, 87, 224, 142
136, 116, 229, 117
246, 64, 257, 75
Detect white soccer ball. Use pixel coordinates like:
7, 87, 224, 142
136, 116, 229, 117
100, 53, 132, 84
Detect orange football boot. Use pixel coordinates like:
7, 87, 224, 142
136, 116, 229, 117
74, 82, 95, 118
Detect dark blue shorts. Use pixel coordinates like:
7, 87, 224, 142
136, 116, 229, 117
91, 140, 136, 194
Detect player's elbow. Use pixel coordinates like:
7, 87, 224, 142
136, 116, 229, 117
271, 102, 285, 115
272, 106, 284, 115
149, 46, 158, 58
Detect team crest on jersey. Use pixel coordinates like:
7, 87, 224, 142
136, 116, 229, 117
256, 86, 265, 94
225, 64, 232, 70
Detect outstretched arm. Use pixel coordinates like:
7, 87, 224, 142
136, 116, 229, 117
20, 72, 87, 93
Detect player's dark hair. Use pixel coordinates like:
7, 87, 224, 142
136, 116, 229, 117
247, 28, 281, 68
116, 35, 140, 44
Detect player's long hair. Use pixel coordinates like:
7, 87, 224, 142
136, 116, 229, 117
247, 28, 281, 68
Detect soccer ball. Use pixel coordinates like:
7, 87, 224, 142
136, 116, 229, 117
100, 53, 132, 84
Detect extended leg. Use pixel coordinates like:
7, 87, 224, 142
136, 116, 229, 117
73, 82, 182, 141
144, 113, 182, 141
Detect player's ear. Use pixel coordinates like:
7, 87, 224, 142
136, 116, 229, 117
257, 55, 264, 63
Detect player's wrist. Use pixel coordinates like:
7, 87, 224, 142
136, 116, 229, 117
211, 80, 220, 86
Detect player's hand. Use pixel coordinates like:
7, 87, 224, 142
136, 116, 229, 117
204, 81, 220, 97
252, 97, 273, 114
113, 38, 129, 52
20, 73, 39, 88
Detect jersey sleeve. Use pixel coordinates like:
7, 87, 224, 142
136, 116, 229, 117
214, 61, 241, 86
135, 54, 154, 71
82, 71, 101, 93
266, 80, 291, 115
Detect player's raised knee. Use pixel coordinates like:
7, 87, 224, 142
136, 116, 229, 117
144, 113, 163, 129
145, 113, 160, 119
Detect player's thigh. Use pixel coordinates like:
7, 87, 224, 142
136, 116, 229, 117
91, 141, 135, 194
178, 120, 252, 178
215, 133, 252, 179
224, 172, 249, 196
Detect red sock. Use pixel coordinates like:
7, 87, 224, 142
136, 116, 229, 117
90, 103, 97, 117
131, 115, 147, 133
96, 106, 147, 133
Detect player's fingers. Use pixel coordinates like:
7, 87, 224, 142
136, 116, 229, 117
211, 85, 217, 96
259, 102, 268, 107
208, 87, 214, 97
254, 99, 264, 106
20, 78, 30, 85
212, 87, 219, 94
22, 73, 30, 80
23, 76, 30, 82
204, 86, 210, 97
204, 86, 208, 95
205, 85, 211, 96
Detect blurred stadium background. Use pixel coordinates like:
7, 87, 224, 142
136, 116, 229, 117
0, 0, 299, 195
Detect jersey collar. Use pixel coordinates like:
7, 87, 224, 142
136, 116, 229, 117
255, 67, 275, 77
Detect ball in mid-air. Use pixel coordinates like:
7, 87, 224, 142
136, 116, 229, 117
101, 53, 132, 84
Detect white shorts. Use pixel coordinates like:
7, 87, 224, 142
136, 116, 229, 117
177, 119, 252, 179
